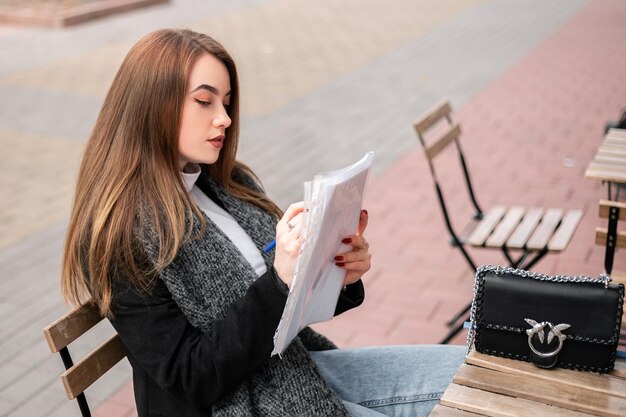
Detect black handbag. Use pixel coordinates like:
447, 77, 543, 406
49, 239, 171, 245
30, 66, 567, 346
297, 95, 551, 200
467, 265, 624, 373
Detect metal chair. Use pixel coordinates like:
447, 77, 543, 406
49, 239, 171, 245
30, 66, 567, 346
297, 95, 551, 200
43, 300, 126, 417
413, 100, 583, 344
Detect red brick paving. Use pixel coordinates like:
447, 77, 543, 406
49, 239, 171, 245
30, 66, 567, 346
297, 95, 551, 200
95, 0, 626, 414
315, 0, 626, 348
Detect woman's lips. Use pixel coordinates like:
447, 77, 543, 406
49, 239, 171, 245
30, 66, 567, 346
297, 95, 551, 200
208, 134, 224, 148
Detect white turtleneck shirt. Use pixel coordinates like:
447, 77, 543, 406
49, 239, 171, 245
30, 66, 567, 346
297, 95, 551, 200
181, 165, 268, 276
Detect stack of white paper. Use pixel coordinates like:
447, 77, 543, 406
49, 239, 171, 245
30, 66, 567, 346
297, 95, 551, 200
272, 152, 374, 356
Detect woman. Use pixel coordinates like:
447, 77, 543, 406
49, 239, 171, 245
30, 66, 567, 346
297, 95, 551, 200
61, 29, 463, 417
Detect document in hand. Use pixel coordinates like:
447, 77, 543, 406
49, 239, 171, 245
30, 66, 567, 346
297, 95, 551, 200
272, 152, 374, 356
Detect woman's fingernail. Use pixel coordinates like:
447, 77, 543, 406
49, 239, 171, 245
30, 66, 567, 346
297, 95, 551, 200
362, 209, 368, 216
336, 262, 345, 267
342, 238, 352, 244
334, 256, 344, 261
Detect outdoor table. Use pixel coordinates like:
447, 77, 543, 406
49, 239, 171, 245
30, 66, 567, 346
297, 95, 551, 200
431, 349, 626, 416
585, 128, 626, 200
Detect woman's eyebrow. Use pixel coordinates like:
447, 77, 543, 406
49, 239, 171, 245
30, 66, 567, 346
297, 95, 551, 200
189, 84, 231, 96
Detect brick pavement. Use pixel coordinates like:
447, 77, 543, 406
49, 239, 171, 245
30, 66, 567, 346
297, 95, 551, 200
3, 0, 624, 415
314, 0, 626, 348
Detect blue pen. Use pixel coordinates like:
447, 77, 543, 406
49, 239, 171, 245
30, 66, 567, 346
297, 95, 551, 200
263, 240, 276, 253
264, 210, 304, 253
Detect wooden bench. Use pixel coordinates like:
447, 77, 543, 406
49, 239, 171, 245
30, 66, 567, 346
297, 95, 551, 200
43, 301, 126, 417
432, 350, 626, 416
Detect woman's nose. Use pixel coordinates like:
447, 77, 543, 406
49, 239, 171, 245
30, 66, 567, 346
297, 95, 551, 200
214, 107, 231, 129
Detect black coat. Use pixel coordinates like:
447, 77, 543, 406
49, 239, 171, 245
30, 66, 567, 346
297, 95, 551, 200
109, 172, 364, 416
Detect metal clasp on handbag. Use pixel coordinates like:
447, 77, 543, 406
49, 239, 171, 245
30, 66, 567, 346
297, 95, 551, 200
524, 318, 571, 368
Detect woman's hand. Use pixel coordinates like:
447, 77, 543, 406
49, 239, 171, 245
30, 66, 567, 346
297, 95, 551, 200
273, 202, 305, 288
335, 210, 371, 286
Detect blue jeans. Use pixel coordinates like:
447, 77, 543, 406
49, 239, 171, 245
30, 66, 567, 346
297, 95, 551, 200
310, 345, 465, 417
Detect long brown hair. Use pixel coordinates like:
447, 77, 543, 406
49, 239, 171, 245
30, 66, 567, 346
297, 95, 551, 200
62, 29, 281, 317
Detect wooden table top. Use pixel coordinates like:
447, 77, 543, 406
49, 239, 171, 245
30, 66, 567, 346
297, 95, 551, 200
432, 350, 626, 417
585, 128, 626, 184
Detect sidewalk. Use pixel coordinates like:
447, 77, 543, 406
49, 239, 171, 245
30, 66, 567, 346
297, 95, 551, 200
2, 0, 625, 416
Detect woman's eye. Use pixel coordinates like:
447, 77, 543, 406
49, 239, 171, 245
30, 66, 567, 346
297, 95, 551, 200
195, 99, 211, 106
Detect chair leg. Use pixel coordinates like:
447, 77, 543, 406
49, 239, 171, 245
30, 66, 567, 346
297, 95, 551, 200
440, 317, 468, 345
76, 393, 91, 417
59, 347, 91, 417
519, 247, 548, 270
446, 302, 472, 327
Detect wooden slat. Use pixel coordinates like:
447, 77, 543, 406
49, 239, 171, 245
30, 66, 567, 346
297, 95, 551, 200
548, 209, 583, 251
607, 128, 626, 139
587, 162, 626, 173
594, 155, 626, 165
453, 364, 626, 416
466, 350, 626, 399
485, 206, 525, 247
597, 147, 626, 158
414, 101, 452, 135
585, 166, 626, 183
599, 199, 626, 220
605, 137, 626, 146
440, 383, 591, 417
596, 228, 626, 249
43, 301, 103, 353
61, 334, 125, 399
425, 123, 461, 160
466, 206, 506, 246
526, 208, 563, 250
429, 404, 481, 417
599, 144, 626, 154
602, 138, 626, 146
506, 207, 544, 249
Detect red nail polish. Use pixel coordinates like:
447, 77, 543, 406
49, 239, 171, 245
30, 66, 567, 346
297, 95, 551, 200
336, 262, 345, 267
334, 256, 344, 261
342, 238, 352, 244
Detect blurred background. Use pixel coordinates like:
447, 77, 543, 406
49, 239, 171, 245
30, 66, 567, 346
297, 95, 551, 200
1, 0, 625, 416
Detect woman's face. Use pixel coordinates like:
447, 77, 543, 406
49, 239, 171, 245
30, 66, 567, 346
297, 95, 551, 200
178, 53, 232, 170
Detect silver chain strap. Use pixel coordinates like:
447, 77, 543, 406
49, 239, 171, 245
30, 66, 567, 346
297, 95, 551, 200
466, 265, 611, 353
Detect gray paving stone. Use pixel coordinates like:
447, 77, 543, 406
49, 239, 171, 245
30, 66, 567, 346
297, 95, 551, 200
0, 301, 19, 322
4, 383, 66, 417
0, 221, 67, 276
9, 339, 54, 369
239, 0, 587, 208
0, 396, 18, 416
0, 86, 100, 141
0, 297, 63, 342
0, 367, 56, 408
45, 400, 83, 417
0, 0, 270, 77
0, 362, 29, 392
